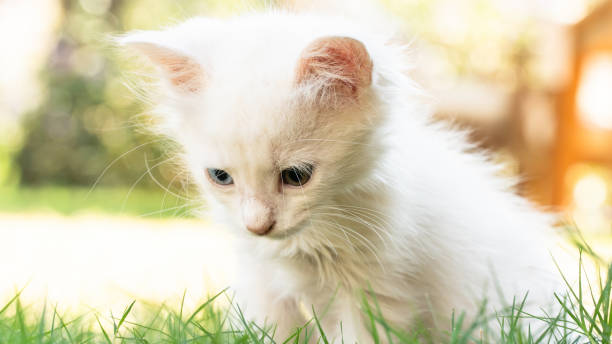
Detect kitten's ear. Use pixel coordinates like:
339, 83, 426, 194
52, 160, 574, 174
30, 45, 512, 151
118, 33, 204, 93
295, 36, 373, 105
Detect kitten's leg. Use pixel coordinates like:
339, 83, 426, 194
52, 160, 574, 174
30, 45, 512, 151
307, 291, 371, 344
231, 264, 306, 341
239, 294, 306, 341
266, 298, 308, 341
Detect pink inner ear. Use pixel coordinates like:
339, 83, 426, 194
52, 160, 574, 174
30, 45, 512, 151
296, 36, 373, 98
130, 43, 204, 93
157, 54, 203, 92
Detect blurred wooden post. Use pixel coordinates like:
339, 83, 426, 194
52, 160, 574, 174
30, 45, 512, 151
552, 0, 612, 206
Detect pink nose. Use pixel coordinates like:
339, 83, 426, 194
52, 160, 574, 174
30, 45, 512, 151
247, 221, 276, 236
242, 197, 275, 236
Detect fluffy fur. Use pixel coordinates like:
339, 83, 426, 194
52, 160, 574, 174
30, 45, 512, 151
120, 8, 561, 343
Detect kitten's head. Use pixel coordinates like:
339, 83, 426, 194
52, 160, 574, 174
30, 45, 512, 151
120, 14, 386, 240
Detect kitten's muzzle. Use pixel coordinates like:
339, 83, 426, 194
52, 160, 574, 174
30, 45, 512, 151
247, 221, 275, 236
241, 197, 276, 236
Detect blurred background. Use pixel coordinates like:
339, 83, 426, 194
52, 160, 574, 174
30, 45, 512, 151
0, 0, 611, 308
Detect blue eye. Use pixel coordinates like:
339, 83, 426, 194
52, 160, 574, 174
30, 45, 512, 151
207, 168, 234, 185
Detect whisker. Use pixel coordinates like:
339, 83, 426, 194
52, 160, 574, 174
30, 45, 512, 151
339, 226, 384, 272
317, 205, 395, 245
138, 203, 195, 218
85, 140, 161, 199
310, 216, 385, 272
314, 210, 387, 246
288, 164, 331, 257
308, 219, 364, 259
332, 204, 390, 219
316, 208, 389, 247
289, 138, 376, 147
121, 155, 180, 213
314, 219, 358, 253
310, 210, 362, 255
143, 156, 195, 202
316, 212, 376, 248
308, 218, 344, 257
93, 112, 154, 133
161, 169, 189, 213
334, 206, 393, 236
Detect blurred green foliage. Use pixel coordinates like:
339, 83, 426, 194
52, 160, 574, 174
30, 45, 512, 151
0, 121, 24, 186
14, 0, 254, 189
0, 186, 191, 217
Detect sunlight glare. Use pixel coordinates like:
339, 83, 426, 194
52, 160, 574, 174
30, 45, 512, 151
573, 173, 608, 210
0, 214, 235, 314
577, 54, 612, 130
544, 0, 588, 24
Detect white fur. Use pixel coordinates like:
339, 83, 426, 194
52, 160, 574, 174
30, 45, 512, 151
120, 9, 562, 343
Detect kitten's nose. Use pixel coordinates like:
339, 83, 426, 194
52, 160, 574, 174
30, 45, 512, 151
242, 197, 275, 236
246, 220, 275, 236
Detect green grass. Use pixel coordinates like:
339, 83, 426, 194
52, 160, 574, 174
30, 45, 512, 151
0, 191, 609, 343
1, 245, 611, 344
0, 186, 194, 218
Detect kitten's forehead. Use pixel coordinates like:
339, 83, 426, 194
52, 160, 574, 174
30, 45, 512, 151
195, 42, 306, 135
184, 85, 320, 168
199, 83, 303, 134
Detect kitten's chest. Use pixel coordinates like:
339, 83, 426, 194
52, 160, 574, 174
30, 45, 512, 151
270, 250, 385, 298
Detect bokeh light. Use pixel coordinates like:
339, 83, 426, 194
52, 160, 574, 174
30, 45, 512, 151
577, 54, 612, 130
574, 173, 608, 209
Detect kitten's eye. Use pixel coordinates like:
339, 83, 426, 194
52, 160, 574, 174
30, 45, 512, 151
207, 168, 234, 186
281, 164, 313, 187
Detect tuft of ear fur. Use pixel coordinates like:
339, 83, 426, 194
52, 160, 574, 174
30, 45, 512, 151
295, 36, 373, 106
118, 35, 204, 93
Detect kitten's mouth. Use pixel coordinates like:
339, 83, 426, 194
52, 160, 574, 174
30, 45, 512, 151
265, 219, 309, 240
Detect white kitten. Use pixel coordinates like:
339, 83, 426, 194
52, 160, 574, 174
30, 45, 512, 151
120, 9, 561, 343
